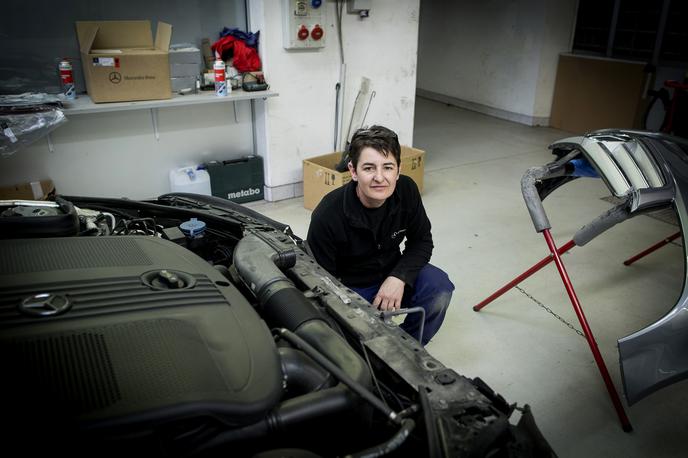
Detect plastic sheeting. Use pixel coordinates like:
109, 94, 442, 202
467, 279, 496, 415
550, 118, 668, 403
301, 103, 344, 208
0, 93, 67, 157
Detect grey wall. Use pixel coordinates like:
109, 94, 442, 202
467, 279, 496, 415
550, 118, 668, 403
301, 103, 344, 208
1, 0, 246, 94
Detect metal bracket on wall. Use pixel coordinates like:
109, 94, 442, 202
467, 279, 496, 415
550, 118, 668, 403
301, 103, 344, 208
233, 101, 238, 123
150, 108, 160, 141
46, 133, 54, 153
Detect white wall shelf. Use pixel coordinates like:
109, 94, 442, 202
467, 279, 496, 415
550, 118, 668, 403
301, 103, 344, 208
46, 89, 278, 149
62, 89, 278, 115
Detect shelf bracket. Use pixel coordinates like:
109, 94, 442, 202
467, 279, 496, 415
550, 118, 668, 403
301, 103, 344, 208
46, 133, 54, 153
233, 101, 238, 123
150, 108, 160, 141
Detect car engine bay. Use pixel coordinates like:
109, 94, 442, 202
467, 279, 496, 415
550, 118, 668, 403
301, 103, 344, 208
0, 194, 554, 457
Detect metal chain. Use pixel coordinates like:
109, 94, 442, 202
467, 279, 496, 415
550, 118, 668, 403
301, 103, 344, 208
514, 286, 585, 338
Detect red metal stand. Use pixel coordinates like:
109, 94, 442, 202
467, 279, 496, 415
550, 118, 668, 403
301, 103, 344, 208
623, 231, 681, 266
473, 239, 576, 312
473, 232, 633, 431
475, 231, 682, 312
542, 229, 633, 432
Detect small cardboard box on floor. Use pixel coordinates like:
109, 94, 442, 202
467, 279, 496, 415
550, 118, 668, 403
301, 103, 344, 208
75, 20, 172, 103
0, 180, 55, 200
303, 146, 425, 210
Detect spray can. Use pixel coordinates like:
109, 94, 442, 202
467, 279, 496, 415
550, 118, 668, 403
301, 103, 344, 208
214, 59, 227, 97
59, 59, 76, 100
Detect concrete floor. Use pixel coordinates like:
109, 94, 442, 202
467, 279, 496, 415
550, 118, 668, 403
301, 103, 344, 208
249, 97, 688, 457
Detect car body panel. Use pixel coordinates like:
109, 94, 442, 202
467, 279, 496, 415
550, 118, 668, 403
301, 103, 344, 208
548, 130, 688, 405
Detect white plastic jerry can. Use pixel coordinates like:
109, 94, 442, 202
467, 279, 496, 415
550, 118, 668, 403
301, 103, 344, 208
169, 167, 212, 196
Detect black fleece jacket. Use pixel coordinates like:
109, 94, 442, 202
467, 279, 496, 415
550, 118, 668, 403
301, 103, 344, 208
307, 175, 433, 287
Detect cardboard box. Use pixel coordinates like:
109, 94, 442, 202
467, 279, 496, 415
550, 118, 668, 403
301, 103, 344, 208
205, 156, 264, 204
0, 180, 55, 200
303, 146, 424, 210
76, 20, 172, 103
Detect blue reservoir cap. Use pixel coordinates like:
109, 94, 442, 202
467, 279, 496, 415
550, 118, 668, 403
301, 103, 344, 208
179, 218, 206, 237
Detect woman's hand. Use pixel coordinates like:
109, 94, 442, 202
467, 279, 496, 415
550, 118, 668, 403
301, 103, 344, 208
373, 276, 405, 311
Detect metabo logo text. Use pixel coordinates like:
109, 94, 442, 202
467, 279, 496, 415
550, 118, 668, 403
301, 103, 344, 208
227, 187, 261, 199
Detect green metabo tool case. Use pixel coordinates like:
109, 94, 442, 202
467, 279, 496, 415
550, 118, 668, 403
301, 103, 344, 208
205, 155, 264, 203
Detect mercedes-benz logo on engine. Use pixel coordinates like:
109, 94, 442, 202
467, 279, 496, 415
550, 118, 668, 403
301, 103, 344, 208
19, 293, 71, 317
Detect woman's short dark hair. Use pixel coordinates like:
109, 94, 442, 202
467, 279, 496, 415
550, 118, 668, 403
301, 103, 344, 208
348, 125, 401, 168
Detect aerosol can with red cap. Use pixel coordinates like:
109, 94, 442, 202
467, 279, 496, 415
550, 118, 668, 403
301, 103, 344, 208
214, 59, 227, 97
58, 59, 76, 100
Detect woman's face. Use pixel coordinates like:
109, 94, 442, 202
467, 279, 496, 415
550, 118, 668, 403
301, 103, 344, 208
349, 147, 400, 208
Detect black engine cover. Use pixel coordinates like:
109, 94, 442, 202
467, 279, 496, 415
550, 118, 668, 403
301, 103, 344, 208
0, 236, 282, 439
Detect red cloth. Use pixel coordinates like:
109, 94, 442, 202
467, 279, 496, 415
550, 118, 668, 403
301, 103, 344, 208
211, 36, 262, 72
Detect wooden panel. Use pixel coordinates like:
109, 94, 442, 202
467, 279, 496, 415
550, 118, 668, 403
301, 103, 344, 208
550, 54, 648, 134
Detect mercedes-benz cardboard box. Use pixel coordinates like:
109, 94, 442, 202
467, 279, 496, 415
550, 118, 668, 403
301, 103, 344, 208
76, 20, 172, 103
303, 146, 425, 210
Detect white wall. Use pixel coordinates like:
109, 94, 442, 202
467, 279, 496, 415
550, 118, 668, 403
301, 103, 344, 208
0, 103, 255, 198
417, 0, 577, 126
250, 0, 421, 200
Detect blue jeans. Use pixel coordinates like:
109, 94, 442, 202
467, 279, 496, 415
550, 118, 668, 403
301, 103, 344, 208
351, 264, 454, 345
